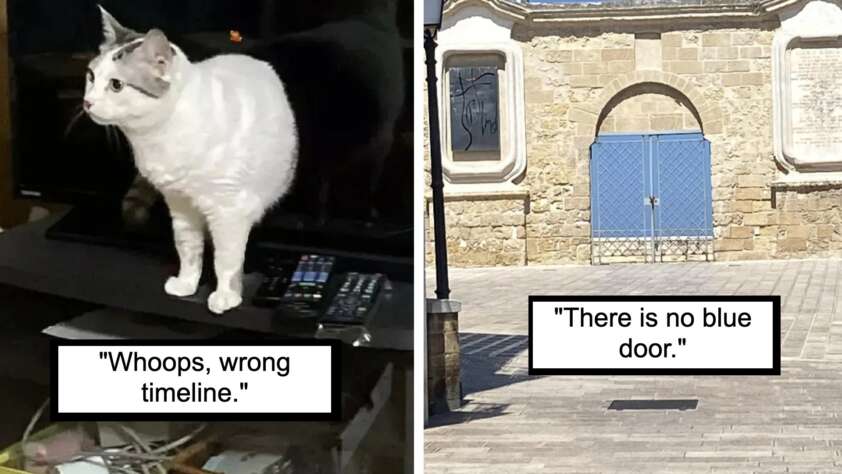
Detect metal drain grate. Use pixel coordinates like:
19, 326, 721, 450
608, 399, 698, 411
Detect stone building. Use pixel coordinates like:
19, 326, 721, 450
425, 0, 842, 266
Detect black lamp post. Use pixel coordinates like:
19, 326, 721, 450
425, 0, 450, 300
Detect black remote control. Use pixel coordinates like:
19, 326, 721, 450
278, 254, 335, 316
253, 273, 291, 307
252, 254, 294, 308
320, 272, 384, 325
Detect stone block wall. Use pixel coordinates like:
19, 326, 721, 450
425, 194, 528, 266
425, 7, 842, 267
599, 88, 701, 133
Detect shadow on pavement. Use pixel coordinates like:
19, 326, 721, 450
428, 332, 544, 426
425, 401, 509, 428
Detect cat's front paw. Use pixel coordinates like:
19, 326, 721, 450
164, 276, 199, 297
207, 290, 242, 314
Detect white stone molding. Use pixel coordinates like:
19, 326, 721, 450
772, 0, 842, 180
436, 6, 526, 186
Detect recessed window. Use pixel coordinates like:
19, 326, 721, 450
443, 53, 507, 165
438, 45, 525, 186
448, 66, 501, 153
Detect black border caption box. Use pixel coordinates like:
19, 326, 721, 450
528, 295, 781, 376
51, 339, 341, 422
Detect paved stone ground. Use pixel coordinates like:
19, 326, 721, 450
425, 259, 842, 473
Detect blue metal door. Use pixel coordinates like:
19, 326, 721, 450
590, 132, 712, 263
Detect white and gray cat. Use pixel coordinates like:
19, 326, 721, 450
85, 7, 298, 314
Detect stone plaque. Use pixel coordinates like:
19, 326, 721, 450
771, 0, 842, 179
788, 39, 842, 165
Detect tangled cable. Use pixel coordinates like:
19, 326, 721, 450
22, 398, 206, 473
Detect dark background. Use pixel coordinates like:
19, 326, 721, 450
7, 0, 413, 254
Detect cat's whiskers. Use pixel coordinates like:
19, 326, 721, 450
104, 123, 114, 151
64, 103, 128, 159
62, 105, 86, 139
109, 125, 125, 156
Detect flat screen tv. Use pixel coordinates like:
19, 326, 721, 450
7, 0, 413, 258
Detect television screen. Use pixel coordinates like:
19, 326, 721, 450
8, 0, 413, 255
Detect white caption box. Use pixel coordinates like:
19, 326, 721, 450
529, 296, 779, 374
53, 342, 337, 419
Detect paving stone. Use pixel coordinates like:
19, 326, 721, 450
426, 259, 842, 472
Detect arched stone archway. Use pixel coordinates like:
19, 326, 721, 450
577, 72, 720, 263
567, 71, 723, 160
597, 83, 702, 135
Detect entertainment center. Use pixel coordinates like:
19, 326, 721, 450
0, 0, 414, 471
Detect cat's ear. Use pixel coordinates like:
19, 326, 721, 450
98, 5, 138, 52
139, 29, 174, 79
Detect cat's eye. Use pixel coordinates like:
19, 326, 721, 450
109, 78, 124, 92
86, 69, 94, 83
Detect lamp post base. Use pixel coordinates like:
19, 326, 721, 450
426, 298, 463, 418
